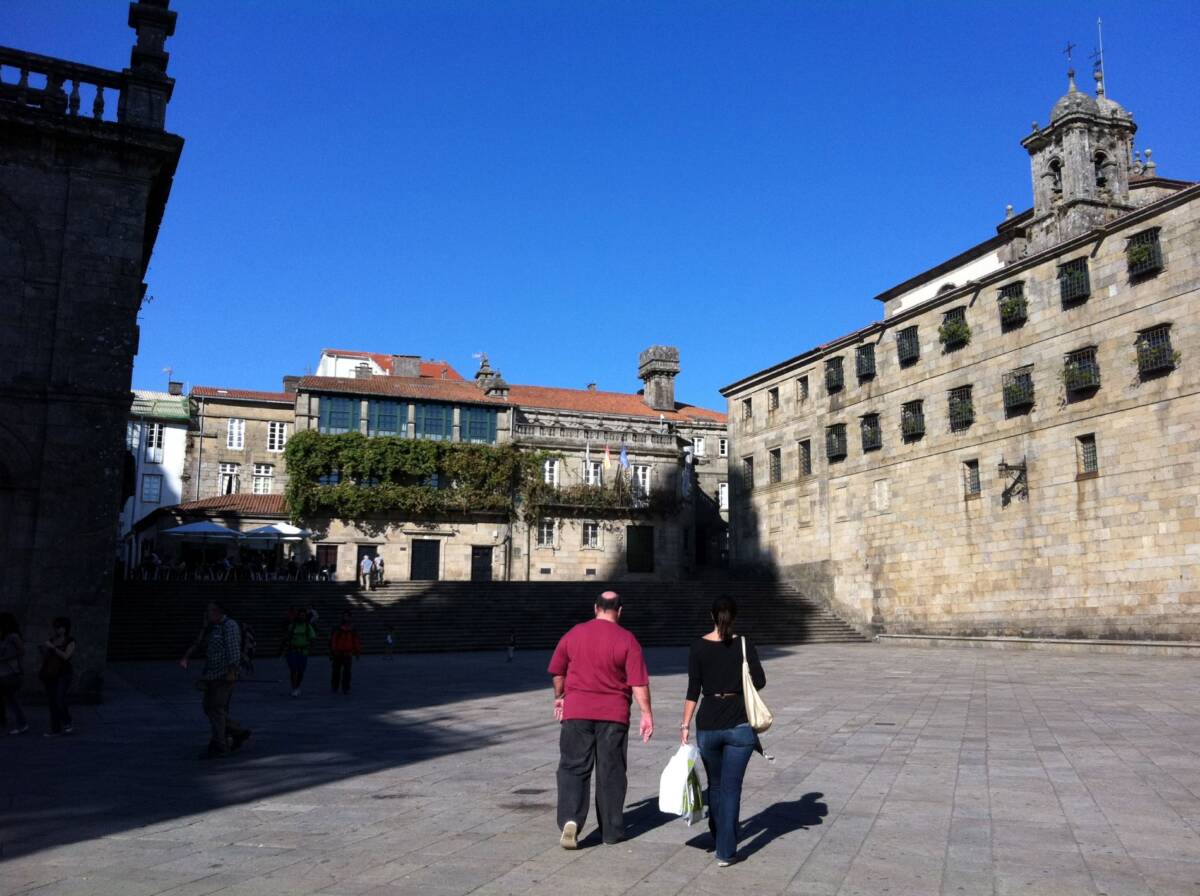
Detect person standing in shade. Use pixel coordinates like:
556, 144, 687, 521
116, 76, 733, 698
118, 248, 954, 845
282, 608, 317, 697
181, 601, 250, 759
359, 553, 374, 590
0, 613, 28, 734
373, 554, 385, 587
679, 595, 766, 867
39, 617, 75, 737
329, 610, 361, 695
548, 590, 653, 850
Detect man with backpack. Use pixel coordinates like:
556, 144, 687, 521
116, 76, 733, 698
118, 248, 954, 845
329, 610, 361, 695
180, 601, 251, 759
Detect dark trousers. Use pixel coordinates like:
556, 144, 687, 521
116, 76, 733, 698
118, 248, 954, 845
1, 673, 26, 729
697, 723, 757, 861
286, 651, 308, 689
557, 719, 629, 842
202, 678, 247, 753
330, 654, 353, 693
43, 673, 72, 733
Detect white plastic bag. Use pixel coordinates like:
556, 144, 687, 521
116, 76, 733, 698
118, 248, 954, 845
658, 743, 704, 824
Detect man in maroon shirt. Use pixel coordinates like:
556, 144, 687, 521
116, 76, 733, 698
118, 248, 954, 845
548, 590, 653, 849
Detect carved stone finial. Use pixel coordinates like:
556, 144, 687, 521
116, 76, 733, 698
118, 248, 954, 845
121, 1, 176, 129
1005, 204, 1014, 220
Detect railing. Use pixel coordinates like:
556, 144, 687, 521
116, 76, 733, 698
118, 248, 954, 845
0, 46, 126, 125
514, 423, 676, 448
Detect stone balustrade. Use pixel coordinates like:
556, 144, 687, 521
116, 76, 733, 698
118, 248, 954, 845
513, 422, 676, 449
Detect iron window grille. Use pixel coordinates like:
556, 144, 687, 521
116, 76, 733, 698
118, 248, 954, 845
896, 326, 920, 366
798, 439, 812, 476
741, 398, 753, 424
856, 344, 876, 381
1077, 434, 1098, 475
901, 400, 924, 440
1062, 347, 1101, 396
767, 387, 780, 416
825, 423, 847, 461
998, 282, 1027, 329
1126, 228, 1163, 277
1058, 257, 1091, 306
769, 448, 782, 483
1135, 325, 1176, 375
742, 456, 755, 491
947, 386, 974, 432
825, 356, 844, 393
1002, 367, 1035, 412
963, 460, 981, 497
860, 414, 882, 452
938, 307, 970, 349
797, 376, 809, 402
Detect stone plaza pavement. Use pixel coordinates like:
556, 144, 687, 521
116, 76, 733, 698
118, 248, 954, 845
3, 643, 1200, 896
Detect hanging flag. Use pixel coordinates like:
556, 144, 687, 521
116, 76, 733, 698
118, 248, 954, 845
619, 445, 630, 469
604, 444, 612, 469
585, 441, 591, 466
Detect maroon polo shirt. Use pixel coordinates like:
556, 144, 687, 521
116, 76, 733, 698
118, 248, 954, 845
548, 618, 649, 726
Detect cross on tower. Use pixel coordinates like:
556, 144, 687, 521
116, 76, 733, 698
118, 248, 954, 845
1063, 41, 1076, 63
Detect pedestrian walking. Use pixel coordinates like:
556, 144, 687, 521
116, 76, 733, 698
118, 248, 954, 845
507, 629, 516, 663
180, 601, 250, 759
0, 613, 28, 735
548, 590, 653, 849
678, 595, 766, 867
38, 617, 75, 737
329, 610, 361, 695
373, 554, 385, 586
281, 608, 317, 697
359, 553, 374, 590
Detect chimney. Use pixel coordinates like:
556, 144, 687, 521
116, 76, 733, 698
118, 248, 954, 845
637, 345, 680, 412
391, 354, 421, 377
587, 383, 597, 391
167, 380, 183, 396
282, 375, 300, 393
354, 361, 373, 379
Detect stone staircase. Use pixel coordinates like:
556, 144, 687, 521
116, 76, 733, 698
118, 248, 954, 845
108, 580, 867, 660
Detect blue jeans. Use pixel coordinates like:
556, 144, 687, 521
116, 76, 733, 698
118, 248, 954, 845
697, 723, 756, 861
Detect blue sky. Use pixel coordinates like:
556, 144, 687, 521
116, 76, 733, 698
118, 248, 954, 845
6, 2, 1199, 410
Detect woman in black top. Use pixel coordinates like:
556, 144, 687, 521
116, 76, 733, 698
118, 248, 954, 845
680, 595, 766, 866
39, 616, 75, 736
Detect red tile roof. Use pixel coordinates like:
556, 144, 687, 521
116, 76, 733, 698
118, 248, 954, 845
172, 494, 288, 515
507, 385, 726, 423
321, 350, 463, 381
192, 386, 295, 404
297, 375, 510, 407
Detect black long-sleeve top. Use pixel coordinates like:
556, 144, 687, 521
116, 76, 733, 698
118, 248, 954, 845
686, 636, 766, 731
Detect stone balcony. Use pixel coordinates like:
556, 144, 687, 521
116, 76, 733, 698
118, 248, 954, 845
513, 422, 677, 451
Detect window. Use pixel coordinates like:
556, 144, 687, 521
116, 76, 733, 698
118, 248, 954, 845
1003, 366, 1035, 413
317, 468, 341, 486
768, 447, 782, 483
742, 456, 755, 491
1049, 157, 1063, 194
856, 344, 876, 381
741, 398, 753, 424
319, 397, 359, 435
1063, 347, 1100, 397
1058, 257, 1091, 305
585, 460, 603, 487
141, 473, 162, 503
767, 387, 780, 414
537, 519, 555, 547
219, 462, 240, 495
1136, 325, 1176, 376
633, 464, 651, 499
718, 438, 728, 458
144, 423, 164, 464
999, 282, 1027, 330
797, 375, 809, 403
1077, 433, 1098, 476
896, 326, 920, 366
543, 458, 560, 486
413, 402, 452, 440
1127, 227, 1163, 277
462, 406, 498, 443
718, 482, 729, 511
693, 436, 706, 457
582, 522, 600, 549
948, 386, 974, 432
226, 418, 245, 449
901, 400, 924, 440
267, 420, 289, 452
798, 439, 812, 476
825, 356, 844, 394
825, 423, 847, 460
251, 463, 274, 494
860, 413, 882, 452
963, 460, 981, 497
939, 307, 970, 350
367, 401, 405, 437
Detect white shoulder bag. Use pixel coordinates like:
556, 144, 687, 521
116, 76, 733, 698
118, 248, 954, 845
741, 636, 773, 733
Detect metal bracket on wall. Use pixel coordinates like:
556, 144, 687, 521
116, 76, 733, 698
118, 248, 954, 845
998, 455, 1028, 506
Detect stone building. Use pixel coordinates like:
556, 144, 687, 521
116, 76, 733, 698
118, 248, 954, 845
119, 385, 190, 572
188, 384, 296, 501
722, 70, 1199, 640
0, 2, 183, 697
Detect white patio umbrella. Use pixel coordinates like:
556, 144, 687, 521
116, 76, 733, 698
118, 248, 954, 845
241, 523, 312, 541
160, 520, 242, 540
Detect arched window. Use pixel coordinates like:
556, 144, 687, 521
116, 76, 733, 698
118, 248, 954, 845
1049, 158, 1063, 194
1094, 152, 1108, 188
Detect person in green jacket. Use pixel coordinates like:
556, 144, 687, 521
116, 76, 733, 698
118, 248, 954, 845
282, 608, 316, 697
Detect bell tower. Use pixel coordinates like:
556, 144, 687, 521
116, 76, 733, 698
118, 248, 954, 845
1020, 68, 1137, 252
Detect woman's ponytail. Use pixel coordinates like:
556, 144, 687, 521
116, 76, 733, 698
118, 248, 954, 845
711, 594, 738, 643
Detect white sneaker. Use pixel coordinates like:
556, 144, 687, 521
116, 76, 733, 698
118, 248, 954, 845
8, 725, 28, 735
291, 688, 300, 697
559, 820, 578, 850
